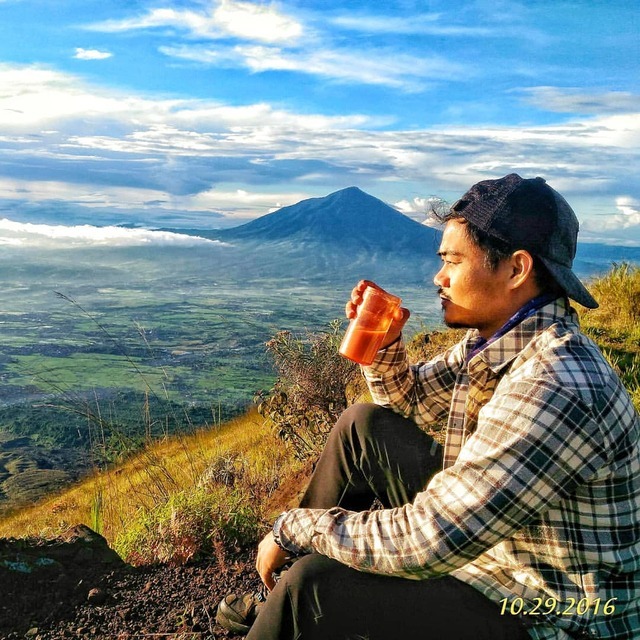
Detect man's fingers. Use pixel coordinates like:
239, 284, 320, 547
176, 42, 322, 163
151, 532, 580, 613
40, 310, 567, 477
347, 280, 382, 317
396, 307, 411, 325
255, 532, 289, 592
261, 569, 276, 592
345, 301, 357, 319
391, 307, 411, 333
381, 307, 411, 348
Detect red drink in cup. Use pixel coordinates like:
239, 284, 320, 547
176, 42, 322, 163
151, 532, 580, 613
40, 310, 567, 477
339, 286, 402, 366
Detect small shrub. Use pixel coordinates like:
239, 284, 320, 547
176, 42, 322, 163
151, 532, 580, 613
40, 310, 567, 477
582, 262, 640, 339
115, 485, 262, 566
198, 453, 243, 488
257, 320, 361, 459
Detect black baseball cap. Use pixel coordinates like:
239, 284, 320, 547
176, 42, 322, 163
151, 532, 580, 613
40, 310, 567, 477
450, 173, 598, 309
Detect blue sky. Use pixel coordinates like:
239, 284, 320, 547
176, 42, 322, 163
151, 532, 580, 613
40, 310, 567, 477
0, 0, 638, 245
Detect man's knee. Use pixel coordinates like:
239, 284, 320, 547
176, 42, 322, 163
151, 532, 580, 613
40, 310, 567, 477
277, 555, 346, 626
280, 553, 336, 590
333, 402, 390, 441
333, 403, 418, 451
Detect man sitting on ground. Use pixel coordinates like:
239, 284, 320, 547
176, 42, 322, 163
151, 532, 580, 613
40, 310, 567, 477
217, 174, 640, 640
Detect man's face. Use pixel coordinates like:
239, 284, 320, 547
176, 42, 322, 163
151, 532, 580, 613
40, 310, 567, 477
433, 220, 515, 339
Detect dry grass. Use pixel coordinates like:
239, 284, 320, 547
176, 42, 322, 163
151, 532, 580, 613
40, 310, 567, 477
580, 263, 640, 412
0, 408, 301, 563
581, 262, 640, 341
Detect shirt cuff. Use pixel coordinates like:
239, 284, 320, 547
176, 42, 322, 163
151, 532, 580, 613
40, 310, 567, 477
362, 336, 407, 373
272, 511, 306, 556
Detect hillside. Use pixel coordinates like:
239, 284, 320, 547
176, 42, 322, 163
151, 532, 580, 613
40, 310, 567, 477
0, 410, 300, 638
0, 220, 638, 638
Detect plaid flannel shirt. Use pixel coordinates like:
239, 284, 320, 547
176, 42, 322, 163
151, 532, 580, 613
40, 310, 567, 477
276, 298, 640, 640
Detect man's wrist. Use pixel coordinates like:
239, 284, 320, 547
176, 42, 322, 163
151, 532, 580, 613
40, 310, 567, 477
272, 512, 288, 551
381, 333, 402, 350
272, 511, 304, 556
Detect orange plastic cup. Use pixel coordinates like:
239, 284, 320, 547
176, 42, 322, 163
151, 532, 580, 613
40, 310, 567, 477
339, 286, 402, 366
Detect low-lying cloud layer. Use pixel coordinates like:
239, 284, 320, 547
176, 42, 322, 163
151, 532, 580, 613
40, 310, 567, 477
0, 218, 225, 248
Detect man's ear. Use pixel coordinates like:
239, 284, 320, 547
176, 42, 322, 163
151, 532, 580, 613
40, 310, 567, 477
508, 250, 535, 290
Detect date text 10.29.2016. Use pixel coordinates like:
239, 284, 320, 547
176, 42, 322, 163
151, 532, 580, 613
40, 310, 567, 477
500, 597, 617, 617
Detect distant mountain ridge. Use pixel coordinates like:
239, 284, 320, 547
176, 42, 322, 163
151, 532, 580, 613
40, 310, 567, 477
160, 186, 442, 285
211, 186, 440, 255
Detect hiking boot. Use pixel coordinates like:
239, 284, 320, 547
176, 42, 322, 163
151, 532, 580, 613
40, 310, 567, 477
216, 588, 267, 635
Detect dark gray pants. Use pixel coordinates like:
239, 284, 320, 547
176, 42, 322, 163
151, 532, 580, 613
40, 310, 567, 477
247, 403, 530, 640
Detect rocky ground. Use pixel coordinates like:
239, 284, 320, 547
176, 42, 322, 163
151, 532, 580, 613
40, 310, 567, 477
1, 455, 313, 640
1, 524, 261, 639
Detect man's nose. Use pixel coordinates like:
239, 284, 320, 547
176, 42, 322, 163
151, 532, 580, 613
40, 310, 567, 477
433, 266, 447, 288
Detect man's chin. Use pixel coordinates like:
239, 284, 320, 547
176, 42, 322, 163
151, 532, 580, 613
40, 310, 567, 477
441, 311, 474, 331
444, 320, 472, 330
441, 306, 474, 331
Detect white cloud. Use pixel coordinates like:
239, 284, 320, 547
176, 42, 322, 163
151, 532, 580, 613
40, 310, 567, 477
521, 87, 640, 115
161, 40, 463, 91
330, 13, 492, 37
0, 64, 375, 133
87, 2, 460, 90
583, 197, 640, 233
74, 48, 113, 61
235, 45, 458, 90
0, 175, 307, 222
328, 4, 551, 45
0, 176, 164, 209
213, 0, 302, 42
0, 65, 182, 130
0, 218, 225, 247
0, 63, 639, 244
188, 187, 309, 218
394, 196, 449, 226
615, 197, 640, 226
86, 0, 302, 45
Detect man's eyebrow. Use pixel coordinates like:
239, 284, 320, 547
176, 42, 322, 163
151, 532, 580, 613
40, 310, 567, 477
437, 249, 464, 257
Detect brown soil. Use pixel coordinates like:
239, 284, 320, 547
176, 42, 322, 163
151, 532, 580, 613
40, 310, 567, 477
1, 459, 313, 639
1, 525, 261, 639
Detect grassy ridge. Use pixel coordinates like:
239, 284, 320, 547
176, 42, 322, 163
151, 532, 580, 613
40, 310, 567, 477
0, 409, 300, 563
580, 263, 640, 410
0, 264, 637, 565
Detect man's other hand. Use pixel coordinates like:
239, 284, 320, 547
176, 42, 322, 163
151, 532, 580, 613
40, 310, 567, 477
256, 532, 290, 591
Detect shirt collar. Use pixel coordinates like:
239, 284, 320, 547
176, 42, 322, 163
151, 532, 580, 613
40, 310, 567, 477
465, 295, 573, 369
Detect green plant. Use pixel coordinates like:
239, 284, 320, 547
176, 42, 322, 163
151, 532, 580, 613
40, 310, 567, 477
90, 488, 104, 535
257, 320, 361, 459
115, 485, 262, 566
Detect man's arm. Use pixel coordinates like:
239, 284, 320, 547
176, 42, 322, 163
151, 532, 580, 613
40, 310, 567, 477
274, 378, 607, 578
345, 279, 465, 426
362, 337, 464, 426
